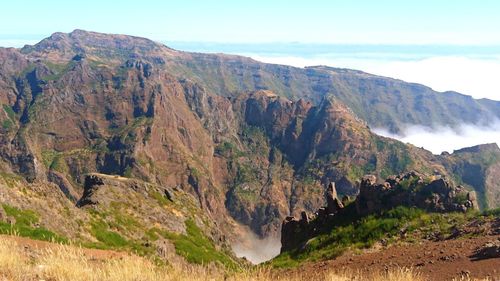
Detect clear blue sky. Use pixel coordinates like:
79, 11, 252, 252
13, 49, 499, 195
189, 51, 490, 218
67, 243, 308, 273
1, 0, 499, 45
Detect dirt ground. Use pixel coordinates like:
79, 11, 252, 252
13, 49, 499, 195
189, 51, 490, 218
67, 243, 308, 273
294, 235, 500, 280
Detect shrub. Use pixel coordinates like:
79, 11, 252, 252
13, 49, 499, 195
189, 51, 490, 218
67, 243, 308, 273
0, 204, 66, 243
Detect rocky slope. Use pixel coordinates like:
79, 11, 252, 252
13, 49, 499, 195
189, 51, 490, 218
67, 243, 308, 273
0, 30, 499, 246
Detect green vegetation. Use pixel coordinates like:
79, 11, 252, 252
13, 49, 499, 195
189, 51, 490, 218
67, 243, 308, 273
42, 61, 76, 81
1, 119, 13, 130
151, 219, 237, 268
41, 150, 67, 172
346, 161, 376, 182
83, 208, 156, 257
0, 204, 66, 243
271, 206, 483, 268
151, 191, 170, 206
398, 175, 420, 191
1, 104, 15, 130
235, 162, 258, 186
0, 172, 22, 188
89, 220, 128, 248
215, 141, 244, 158
123, 166, 133, 178
453, 192, 469, 205
240, 126, 269, 157
2, 104, 16, 121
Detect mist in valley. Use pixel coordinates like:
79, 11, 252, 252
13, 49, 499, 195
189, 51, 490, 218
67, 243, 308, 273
372, 121, 500, 154
231, 230, 281, 264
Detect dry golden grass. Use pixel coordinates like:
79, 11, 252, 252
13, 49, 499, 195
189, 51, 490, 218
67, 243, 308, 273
0, 238, 488, 281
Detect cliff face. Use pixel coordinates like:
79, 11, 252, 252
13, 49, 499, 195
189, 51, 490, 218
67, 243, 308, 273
0, 30, 499, 241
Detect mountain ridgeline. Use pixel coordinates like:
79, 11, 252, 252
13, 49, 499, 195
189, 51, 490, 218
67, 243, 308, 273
0, 29, 499, 246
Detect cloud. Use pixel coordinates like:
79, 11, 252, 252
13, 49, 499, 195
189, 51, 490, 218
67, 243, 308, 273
372, 122, 500, 155
247, 54, 500, 101
231, 230, 281, 264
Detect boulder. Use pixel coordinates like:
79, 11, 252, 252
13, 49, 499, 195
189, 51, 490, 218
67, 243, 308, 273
362, 175, 377, 186
472, 240, 500, 260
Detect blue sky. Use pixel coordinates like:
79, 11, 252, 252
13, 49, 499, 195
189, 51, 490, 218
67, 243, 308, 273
1, 0, 500, 44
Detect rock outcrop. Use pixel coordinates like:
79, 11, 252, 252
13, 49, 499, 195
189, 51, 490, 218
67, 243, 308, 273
76, 174, 105, 207
355, 171, 478, 216
281, 171, 479, 252
281, 181, 345, 252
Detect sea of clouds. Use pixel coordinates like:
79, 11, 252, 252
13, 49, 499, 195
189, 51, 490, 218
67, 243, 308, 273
372, 122, 500, 155
247, 52, 500, 101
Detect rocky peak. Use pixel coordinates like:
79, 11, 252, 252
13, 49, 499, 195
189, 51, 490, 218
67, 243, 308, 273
21, 29, 175, 62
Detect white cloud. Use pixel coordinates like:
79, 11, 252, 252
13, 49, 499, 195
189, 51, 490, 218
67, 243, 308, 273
365, 56, 500, 101
372, 122, 500, 155
247, 54, 500, 101
231, 230, 281, 264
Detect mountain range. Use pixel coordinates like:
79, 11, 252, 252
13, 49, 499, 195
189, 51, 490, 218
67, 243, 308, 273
0, 30, 499, 256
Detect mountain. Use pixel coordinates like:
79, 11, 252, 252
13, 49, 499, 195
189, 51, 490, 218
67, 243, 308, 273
0, 29, 499, 250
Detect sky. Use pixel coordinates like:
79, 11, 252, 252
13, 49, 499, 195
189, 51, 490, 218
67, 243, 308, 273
1, 0, 500, 45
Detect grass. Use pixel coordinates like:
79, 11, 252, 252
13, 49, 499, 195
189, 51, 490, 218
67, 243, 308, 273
0, 204, 66, 243
2, 104, 16, 120
90, 220, 129, 248
151, 191, 170, 206
1, 119, 13, 130
0, 237, 432, 281
41, 149, 67, 172
42, 61, 75, 81
0, 172, 22, 188
157, 219, 238, 268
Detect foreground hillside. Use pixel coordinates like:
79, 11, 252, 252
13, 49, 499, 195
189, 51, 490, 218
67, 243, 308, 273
271, 172, 500, 280
1, 231, 497, 281
283, 233, 500, 281
0, 235, 433, 281
0, 173, 239, 267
